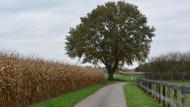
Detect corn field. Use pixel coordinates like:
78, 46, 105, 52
0, 51, 104, 107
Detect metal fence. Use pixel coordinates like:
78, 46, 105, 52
137, 78, 190, 107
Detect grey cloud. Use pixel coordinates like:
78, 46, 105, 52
0, 0, 190, 68
0, 0, 62, 12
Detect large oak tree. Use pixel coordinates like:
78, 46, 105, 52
65, 1, 155, 80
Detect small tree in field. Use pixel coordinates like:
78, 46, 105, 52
65, 1, 155, 80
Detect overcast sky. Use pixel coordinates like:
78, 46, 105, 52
0, 0, 190, 68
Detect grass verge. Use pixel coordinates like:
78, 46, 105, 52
114, 74, 138, 82
123, 83, 162, 107
29, 81, 112, 107
105, 73, 139, 82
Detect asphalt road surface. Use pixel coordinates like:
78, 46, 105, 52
75, 82, 127, 107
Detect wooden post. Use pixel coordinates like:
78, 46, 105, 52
182, 92, 186, 107
174, 86, 178, 107
146, 80, 149, 94
152, 82, 155, 99
158, 83, 161, 103
181, 86, 189, 107
156, 82, 158, 101
167, 87, 171, 107
162, 85, 166, 107
149, 81, 152, 95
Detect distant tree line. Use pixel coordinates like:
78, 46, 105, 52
138, 52, 190, 80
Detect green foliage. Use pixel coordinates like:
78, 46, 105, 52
29, 82, 112, 107
65, 1, 155, 80
124, 83, 162, 107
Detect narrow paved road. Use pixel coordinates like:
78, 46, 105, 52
75, 82, 127, 107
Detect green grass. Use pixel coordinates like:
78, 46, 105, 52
29, 81, 112, 107
124, 83, 162, 107
114, 74, 138, 81
105, 73, 139, 82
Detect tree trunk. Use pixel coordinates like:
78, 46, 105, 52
105, 63, 118, 81
108, 72, 114, 81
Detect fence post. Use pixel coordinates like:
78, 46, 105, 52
158, 82, 161, 104
149, 80, 152, 95
167, 87, 171, 107
156, 81, 158, 101
181, 86, 187, 107
146, 80, 149, 94
162, 83, 166, 107
182, 92, 186, 107
174, 85, 178, 107
152, 81, 155, 99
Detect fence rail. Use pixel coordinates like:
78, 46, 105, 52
137, 78, 190, 107
119, 71, 144, 77
144, 72, 190, 80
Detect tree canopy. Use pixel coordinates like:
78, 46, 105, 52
65, 1, 155, 80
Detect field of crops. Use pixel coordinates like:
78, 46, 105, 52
0, 51, 104, 107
